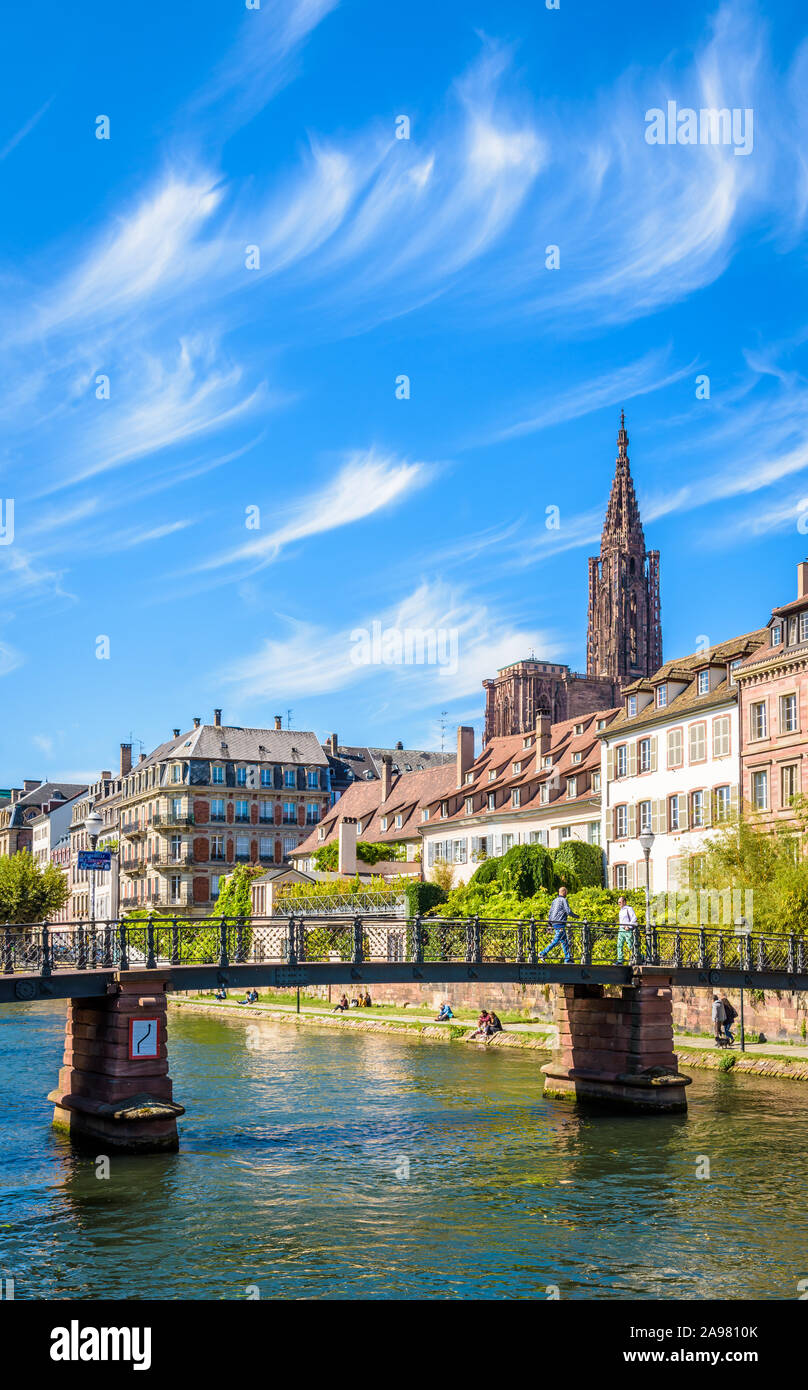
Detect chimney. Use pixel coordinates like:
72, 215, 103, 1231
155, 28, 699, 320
120, 743, 132, 777
214, 709, 222, 727
327, 732, 338, 756
456, 725, 475, 786
274, 715, 283, 731
138, 752, 146, 763
9, 788, 20, 804
100, 770, 112, 781
798, 561, 808, 598
380, 753, 393, 802
535, 713, 552, 768
193, 717, 201, 728
173, 728, 180, 738
337, 817, 358, 875
23, 779, 41, 793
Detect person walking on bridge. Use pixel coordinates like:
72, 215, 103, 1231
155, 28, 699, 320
616, 896, 639, 964
540, 886, 577, 964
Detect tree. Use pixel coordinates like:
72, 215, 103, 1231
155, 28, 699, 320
209, 863, 264, 922
0, 851, 70, 924
430, 857, 455, 892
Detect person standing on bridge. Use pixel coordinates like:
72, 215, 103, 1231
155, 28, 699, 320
540, 886, 578, 964
616, 896, 639, 964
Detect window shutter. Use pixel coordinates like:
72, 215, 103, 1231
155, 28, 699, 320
625, 862, 634, 890
679, 793, 689, 830
606, 747, 614, 782
730, 785, 739, 815
650, 800, 659, 834
627, 803, 637, 837
605, 809, 614, 842
650, 736, 658, 772
703, 790, 713, 828
628, 742, 637, 777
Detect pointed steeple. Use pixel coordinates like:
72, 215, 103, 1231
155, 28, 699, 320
601, 410, 644, 547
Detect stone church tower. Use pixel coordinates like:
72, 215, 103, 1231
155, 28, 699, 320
586, 411, 662, 685
482, 412, 663, 744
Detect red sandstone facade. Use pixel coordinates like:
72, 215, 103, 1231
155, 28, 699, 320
736, 562, 808, 830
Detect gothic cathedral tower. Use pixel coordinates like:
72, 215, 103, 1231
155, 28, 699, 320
586, 412, 662, 686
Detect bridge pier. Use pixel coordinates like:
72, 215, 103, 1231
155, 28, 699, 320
48, 970, 184, 1152
541, 969, 691, 1113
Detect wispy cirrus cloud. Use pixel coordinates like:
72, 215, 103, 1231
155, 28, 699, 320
197, 448, 430, 573
0, 96, 54, 163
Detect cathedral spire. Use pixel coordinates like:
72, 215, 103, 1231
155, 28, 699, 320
587, 413, 662, 686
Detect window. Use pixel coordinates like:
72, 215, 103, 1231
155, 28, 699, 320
780, 693, 798, 734
211, 874, 221, 900
466, 797, 474, 814
615, 805, 628, 838
656, 685, 668, 708
728, 659, 742, 685
284, 770, 296, 787
236, 834, 250, 861
395, 814, 403, 829
543, 755, 553, 768
668, 795, 679, 831
236, 767, 247, 786
597, 718, 607, 730
211, 798, 225, 822
592, 771, 601, 793
639, 738, 651, 772
259, 800, 273, 822
689, 723, 706, 763
283, 801, 296, 824
691, 790, 704, 828
616, 745, 627, 778
781, 764, 799, 807
380, 816, 388, 831
529, 829, 548, 845
567, 777, 577, 798
260, 769, 272, 786
523, 736, 532, 749
574, 723, 584, 735
211, 835, 224, 861
638, 800, 651, 832
512, 787, 521, 808
750, 702, 767, 740
614, 864, 628, 890
307, 770, 319, 788
790, 617, 799, 644
627, 695, 637, 717
488, 792, 496, 810
441, 801, 448, 818
306, 802, 319, 825
500, 835, 513, 854
752, 770, 768, 811
714, 786, 732, 822
170, 834, 182, 862
488, 769, 497, 781
512, 762, 520, 775
421, 808, 430, 821
572, 751, 582, 764
588, 821, 601, 846
171, 764, 182, 782
801, 611, 808, 643
212, 765, 224, 784
170, 874, 182, 903
697, 670, 710, 695
539, 784, 550, 804
771, 624, 782, 645
559, 825, 572, 840
259, 836, 273, 858
465, 772, 474, 784
282, 836, 296, 856
235, 799, 249, 822
666, 728, 683, 767
713, 716, 730, 758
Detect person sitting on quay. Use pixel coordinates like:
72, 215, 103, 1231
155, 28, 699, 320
237, 988, 259, 1005
470, 1009, 491, 1040
435, 1001, 454, 1022
362, 990, 372, 1008
214, 986, 228, 1002
539, 886, 578, 964
487, 1010, 503, 1036
615, 895, 639, 964
333, 993, 349, 1013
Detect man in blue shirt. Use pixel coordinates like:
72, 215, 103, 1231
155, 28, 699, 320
540, 886, 578, 964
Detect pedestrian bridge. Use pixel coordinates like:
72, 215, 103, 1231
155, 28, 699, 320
3, 915, 805, 1152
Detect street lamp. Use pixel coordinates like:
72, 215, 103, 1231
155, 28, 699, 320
638, 827, 655, 937
84, 809, 104, 926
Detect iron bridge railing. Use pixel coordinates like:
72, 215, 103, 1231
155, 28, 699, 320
1, 916, 807, 977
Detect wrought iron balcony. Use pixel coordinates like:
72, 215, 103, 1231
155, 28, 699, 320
121, 859, 147, 876
121, 821, 147, 839
151, 811, 195, 830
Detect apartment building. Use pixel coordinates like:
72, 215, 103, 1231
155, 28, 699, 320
30, 791, 85, 870
0, 780, 86, 858
50, 834, 72, 923
68, 758, 127, 921
736, 561, 808, 830
601, 630, 766, 891
118, 713, 329, 916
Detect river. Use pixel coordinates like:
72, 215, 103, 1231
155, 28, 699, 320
1, 1000, 806, 1300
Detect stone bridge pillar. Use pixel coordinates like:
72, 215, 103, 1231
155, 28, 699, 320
49, 970, 184, 1152
541, 968, 690, 1113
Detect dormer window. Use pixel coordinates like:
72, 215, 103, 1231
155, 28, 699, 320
522, 736, 532, 749
465, 797, 474, 814
656, 685, 668, 709
801, 611, 808, 642
567, 776, 577, 798
789, 617, 799, 645
488, 769, 497, 781
421, 808, 429, 821
380, 817, 388, 831
728, 659, 742, 685
597, 718, 607, 730
572, 751, 582, 764
697, 670, 709, 695
543, 755, 552, 768
441, 801, 448, 818
512, 787, 521, 808
772, 624, 782, 645
464, 772, 474, 785
356, 821, 363, 834
574, 723, 584, 736
627, 695, 637, 717
487, 792, 496, 810
512, 762, 521, 775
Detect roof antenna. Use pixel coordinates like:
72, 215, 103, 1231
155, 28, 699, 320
439, 709, 448, 754
286, 708, 293, 730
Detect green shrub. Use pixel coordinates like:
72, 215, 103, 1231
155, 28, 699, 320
404, 881, 448, 916
469, 857, 502, 886
718, 1053, 736, 1072
499, 844, 558, 897
552, 841, 604, 888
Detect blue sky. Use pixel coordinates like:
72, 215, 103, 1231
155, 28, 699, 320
1, 0, 807, 783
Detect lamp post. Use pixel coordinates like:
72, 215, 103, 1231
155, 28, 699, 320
84, 809, 104, 927
638, 827, 655, 960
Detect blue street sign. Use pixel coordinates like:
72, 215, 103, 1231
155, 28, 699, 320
78, 850, 111, 871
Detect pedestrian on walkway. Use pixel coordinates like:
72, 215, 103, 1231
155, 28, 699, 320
615, 896, 639, 964
711, 994, 726, 1043
720, 993, 737, 1044
540, 886, 578, 964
